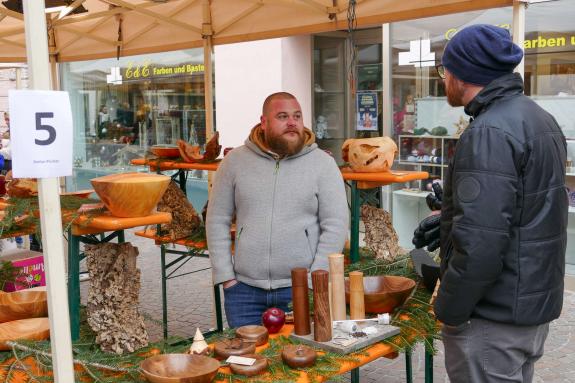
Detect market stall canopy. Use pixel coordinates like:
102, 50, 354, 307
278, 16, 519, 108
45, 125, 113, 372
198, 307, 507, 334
0, 0, 512, 63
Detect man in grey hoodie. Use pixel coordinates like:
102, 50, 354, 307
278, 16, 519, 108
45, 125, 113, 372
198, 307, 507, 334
207, 92, 349, 328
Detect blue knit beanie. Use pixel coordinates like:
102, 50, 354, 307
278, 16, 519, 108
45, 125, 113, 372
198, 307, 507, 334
442, 24, 523, 85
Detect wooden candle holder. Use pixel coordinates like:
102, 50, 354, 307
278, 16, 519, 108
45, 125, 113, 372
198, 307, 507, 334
291, 268, 311, 335
311, 270, 331, 342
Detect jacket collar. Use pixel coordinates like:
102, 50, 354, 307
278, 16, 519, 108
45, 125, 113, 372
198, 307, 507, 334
464, 72, 524, 118
245, 123, 317, 160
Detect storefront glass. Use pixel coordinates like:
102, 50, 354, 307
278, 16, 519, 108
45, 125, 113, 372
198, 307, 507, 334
60, 49, 211, 210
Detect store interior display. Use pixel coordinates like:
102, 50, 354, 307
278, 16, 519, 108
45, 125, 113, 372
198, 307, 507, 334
0, 317, 50, 350
345, 275, 416, 315
261, 307, 286, 334
90, 172, 170, 218
291, 268, 311, 336
0, 289, 47, 323
177, 131, 221, 163
229, 353, 269, 376
328, 254, 346, 321
85, 242, 148, 354
235, 325, 269, 347
361, 205, 401, 261
341, 136, 398, 172
188, 328, 209, 355
157, 181, 202, 241
311, 270, 332, 342
140, 353, 220, 383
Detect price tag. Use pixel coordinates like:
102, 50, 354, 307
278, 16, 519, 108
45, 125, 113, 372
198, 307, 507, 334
9, 90, 73, 178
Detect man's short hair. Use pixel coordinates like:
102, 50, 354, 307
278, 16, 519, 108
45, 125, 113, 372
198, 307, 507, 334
262, 92, 297, 116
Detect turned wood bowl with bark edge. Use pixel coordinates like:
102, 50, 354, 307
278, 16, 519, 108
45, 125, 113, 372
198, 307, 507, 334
150, 145, 181, 158
235, 325, 269, 346
229, 354, 268, 376
90, 172, 170, 218
140, 353, 220, 383
344, 275, 416, 314
0, 290, 48, 323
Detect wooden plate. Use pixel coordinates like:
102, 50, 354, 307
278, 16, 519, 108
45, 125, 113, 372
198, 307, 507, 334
0, 290, 48, 323
0, 318, 50, 350
235, 325, 269, 346
60, 189, 95, 199
213, 338, 256, 360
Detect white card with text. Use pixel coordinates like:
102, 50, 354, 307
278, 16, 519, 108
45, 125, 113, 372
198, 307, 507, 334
9, 90, 73, 178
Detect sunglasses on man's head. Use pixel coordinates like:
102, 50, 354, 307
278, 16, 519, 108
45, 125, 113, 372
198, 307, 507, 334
436, 64, 445, 79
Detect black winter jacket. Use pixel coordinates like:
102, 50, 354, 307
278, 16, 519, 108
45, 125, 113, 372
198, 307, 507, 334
434, 73, 568, 327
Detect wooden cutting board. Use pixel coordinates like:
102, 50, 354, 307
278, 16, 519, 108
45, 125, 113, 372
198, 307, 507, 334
0, 318, 50, 350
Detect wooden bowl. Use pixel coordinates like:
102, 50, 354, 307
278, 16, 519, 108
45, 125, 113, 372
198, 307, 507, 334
0, 290, 48, 323
281, 345, 317, 368
60, 189, 95, 199
91, 172, 170, 218
213, 338, 256, 360
229, 354, 268, 376
151, 145, 181, 158
235, 325, 269, 346
0, 318, 50, 350
140, 354, 220, 383
345, 275, 416, 314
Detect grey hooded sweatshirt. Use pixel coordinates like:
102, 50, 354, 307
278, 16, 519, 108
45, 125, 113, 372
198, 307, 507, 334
206, 126, 349, 290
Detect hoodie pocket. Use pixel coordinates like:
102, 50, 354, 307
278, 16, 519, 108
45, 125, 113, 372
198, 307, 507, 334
304, 224, 319, 259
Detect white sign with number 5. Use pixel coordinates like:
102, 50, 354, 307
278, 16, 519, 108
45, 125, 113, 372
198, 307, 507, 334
9, 90, 73, 178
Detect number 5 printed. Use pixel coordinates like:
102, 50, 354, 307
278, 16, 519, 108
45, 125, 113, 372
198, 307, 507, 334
35, 112, 56, 146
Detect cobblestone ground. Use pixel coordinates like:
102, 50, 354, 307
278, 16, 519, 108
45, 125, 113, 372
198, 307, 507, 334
79, 230, 575, 382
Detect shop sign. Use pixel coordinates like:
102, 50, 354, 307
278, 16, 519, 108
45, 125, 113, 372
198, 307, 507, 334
9, 90, 73, 178
121, 60, 204, 80
398, 39, 435, 68
356, 92, 378, 132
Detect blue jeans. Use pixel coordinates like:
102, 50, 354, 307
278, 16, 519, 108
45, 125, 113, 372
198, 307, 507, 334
223, 281, 292, 328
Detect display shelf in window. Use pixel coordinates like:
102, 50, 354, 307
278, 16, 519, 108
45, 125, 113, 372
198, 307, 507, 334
397, 135, 458, 167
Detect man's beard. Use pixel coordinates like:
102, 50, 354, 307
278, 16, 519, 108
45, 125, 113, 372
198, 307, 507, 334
265, 130, 306, 157
446, 78, 464, 107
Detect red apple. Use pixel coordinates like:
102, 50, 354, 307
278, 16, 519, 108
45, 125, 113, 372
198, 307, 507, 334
261, 307, 285, 334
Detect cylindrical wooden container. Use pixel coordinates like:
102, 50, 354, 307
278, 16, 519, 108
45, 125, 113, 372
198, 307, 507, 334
311, 270, 331, 342
328, 253, 346, 321
291, 268, 311, 335
349, 271, 365, 320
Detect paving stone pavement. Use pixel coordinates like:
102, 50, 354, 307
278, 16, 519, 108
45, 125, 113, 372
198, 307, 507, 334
79, 230, 575, 382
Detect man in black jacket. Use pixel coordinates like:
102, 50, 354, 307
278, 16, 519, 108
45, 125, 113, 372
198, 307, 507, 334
432, 24, 568, 382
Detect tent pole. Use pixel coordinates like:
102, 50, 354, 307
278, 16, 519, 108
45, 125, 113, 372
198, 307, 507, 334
22, 1, 75, 381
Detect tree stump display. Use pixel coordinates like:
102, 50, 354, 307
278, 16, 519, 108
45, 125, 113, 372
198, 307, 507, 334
85, 242, 148, 354
361, 205, 401, 261
157, 181, 202, 240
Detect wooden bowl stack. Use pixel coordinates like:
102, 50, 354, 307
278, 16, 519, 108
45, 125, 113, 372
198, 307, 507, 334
91, 172, 170, 218
0, 289, 50, 350
345, 275, 416, 314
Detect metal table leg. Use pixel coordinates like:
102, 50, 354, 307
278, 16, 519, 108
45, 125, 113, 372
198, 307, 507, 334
161, 244, 169, 339
425, 340, 434, 383
350, 181, 360, 263
351, 367, 360, 383
405, 347, 413, 383
67, 230, 81, 340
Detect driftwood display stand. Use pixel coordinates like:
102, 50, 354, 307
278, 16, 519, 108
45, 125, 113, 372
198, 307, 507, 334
85, 242, 148, 354
361, 205, 402, 261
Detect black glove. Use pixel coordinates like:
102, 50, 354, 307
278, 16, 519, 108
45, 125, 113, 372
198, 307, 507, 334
425, 182, 443, 211
412, 214, 441, 252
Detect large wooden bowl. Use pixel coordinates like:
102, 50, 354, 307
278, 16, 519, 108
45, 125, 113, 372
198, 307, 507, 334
140, 354, 220, 383
0, 318, 50, 350
0, 290, 48, 323
345, 275, 416, 314
91, 173, 170, 218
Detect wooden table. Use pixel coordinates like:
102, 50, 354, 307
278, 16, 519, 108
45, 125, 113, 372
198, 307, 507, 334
213, 323, 400, 383
67, 211, 172, 340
